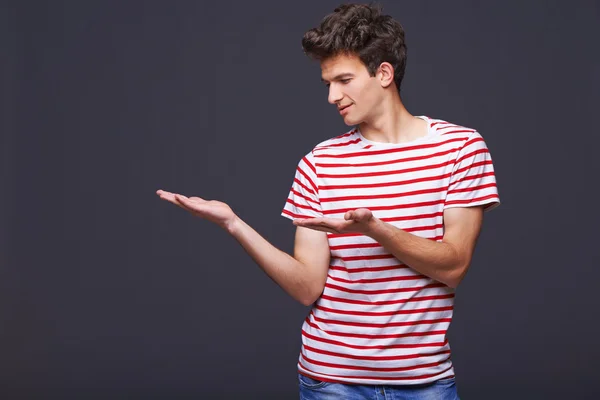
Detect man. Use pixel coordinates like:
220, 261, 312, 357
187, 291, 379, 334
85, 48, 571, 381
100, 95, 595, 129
157, 3, 499, 399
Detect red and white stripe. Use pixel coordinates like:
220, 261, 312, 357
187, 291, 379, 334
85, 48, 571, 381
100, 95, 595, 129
282, 116, 500, 385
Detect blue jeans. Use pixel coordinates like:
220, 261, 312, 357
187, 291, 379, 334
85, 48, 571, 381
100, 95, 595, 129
298, 373, 459, 400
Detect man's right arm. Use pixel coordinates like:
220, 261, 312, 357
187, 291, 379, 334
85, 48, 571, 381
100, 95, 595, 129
227, 216, 330, 306
156, 189, 330, 306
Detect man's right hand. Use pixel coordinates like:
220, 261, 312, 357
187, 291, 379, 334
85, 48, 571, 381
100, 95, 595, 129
156, 189, 237, 232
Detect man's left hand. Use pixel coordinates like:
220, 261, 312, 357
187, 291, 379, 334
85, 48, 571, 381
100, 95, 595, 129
293, 208, 376, 234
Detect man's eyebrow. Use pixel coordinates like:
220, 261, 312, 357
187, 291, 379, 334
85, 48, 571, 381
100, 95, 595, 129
321, 73, 354, 83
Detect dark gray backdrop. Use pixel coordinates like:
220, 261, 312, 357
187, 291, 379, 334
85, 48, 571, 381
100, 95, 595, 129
2, 0, 599, 399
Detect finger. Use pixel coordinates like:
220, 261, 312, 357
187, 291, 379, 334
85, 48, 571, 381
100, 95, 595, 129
295, 224, 337, 234
174, 194, 192, 205
293, 218, 321, 226
172, 195, 203, 214
350, 208, 369, 222
294, 219, 330, 228
175, 194, 211, 211
295, 219, 335, 229
156, 189, 173, 197
352, 210, 365, 221
157, 190, 180, 203
344, 210, 354, 220
165, 195, 187, 209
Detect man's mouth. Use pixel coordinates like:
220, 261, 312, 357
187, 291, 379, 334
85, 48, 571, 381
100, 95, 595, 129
338, 104, 353, 115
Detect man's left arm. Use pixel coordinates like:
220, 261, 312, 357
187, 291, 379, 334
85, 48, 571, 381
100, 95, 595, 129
294, 131, 500, 288
365, 206, 484, 289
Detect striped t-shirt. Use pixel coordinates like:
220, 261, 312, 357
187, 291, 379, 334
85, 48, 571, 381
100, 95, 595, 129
281, 116, 500, 385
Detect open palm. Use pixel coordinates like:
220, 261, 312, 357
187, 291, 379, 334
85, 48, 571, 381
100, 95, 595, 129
156, 189, 235, 230
293, 208, 375, 234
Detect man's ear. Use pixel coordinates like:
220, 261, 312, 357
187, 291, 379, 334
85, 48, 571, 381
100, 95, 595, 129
377, 62, 395, 88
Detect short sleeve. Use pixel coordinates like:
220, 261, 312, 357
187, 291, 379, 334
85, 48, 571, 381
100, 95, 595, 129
444, 131, 500, 212
281, 152, 323, 220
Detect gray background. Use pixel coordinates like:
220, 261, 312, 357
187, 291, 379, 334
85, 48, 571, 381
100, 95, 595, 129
2, 0, 599, 399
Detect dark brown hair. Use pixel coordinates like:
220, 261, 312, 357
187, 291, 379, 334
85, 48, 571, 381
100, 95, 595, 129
302, 3, 407, 92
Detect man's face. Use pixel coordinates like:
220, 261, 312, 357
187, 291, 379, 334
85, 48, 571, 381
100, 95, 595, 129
320, 53, 383, 126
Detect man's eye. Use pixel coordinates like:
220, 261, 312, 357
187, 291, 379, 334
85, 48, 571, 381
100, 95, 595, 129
341, 79, 351, 84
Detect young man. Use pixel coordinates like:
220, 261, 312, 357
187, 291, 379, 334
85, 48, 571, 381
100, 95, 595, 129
157, 3, 499, 399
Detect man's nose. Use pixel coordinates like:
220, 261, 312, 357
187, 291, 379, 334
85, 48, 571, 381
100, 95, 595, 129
328, 84, 343, 105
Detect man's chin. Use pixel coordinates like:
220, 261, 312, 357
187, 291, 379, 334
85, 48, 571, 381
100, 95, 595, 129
342, 117, 361, 126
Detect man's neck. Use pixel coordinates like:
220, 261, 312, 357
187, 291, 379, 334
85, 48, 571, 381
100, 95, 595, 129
358, 97, 427, 144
